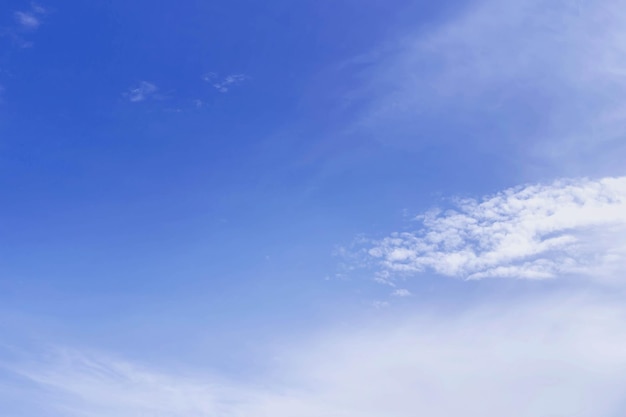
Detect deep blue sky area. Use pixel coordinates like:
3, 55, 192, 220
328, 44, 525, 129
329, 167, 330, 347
0, 0, 480, 305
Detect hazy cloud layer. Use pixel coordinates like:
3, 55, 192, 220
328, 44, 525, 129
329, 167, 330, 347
344, 0, 626, 176
9, 293, 626, 417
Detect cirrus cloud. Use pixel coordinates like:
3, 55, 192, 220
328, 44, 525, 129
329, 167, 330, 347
341, 0, 626, 177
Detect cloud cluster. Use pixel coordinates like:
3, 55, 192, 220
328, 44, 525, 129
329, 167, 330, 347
204, 72, 248, 93
125, 81, 158, 102
9, 293, 626, 416
363, 176, 626, 281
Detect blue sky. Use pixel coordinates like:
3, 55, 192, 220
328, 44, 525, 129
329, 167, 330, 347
2, 0, 626, 416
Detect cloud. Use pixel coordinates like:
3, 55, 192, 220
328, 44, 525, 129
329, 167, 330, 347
13, 351, 235, 417
4, 4, 47, 47
8, 292, 626, 416
358, 176, 626, 281
125, 81, 158, 102
204, 72, 248, 93
340, 0, 626, 176
30, 4, 47, 15
14, 11, 40, 30
391, 288, 412, 297
13, 3, 46, 31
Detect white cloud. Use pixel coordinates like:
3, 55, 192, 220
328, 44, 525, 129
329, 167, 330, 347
391, 288, 412, 297
125, 81, 158, 102
371, 300, 390, 309
342, 0, 626, 176
7, 4, 47, 47
9, 293, 626, 416
13, 351, 235, 417
31, 4, 47, 15
13, 4, 46, 31
204, 72, 248, 93
361, 176, 626, 281
14, 11, 40, 30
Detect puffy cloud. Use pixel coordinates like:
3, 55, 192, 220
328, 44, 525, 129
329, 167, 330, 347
363, 176, 626, 281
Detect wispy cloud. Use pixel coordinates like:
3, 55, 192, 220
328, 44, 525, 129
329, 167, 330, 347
14, 11, 40, 30
4, 3, 47, 47
9, 293, 626, 416
204, 72, 248, 93
356, 176, 626, 281
124, 81, 158, 102
340, 0, 626, 177
30, 3, 46, 15
12, 350, 235, 417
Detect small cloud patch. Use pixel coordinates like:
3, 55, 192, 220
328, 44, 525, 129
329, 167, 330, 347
5, 3, 47, 47
391, 289, 412, 297
203, 72, 248, 93
125, 81, 158, 102
14, 11, 40, 30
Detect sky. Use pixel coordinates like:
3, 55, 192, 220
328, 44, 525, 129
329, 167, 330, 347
2, 0, 626, 416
